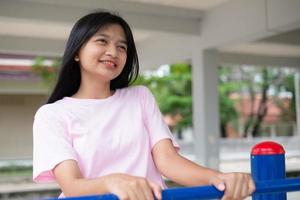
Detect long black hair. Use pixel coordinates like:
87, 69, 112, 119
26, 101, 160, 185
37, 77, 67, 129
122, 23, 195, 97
47, 11, 139, 103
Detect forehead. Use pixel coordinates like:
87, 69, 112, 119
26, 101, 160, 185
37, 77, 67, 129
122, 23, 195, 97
94, 24, 127, 41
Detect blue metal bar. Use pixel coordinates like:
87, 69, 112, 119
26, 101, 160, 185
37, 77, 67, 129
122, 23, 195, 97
255, 178, 300, 194
48, 178, 300, 200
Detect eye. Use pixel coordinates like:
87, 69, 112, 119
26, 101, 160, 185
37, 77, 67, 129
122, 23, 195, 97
96, 38, 107, 45
117, 45, 127, 52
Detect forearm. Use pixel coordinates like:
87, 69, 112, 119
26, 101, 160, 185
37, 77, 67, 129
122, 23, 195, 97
153, 140, 255, 199
53, 160, 118, 197
60, 174, 112, 197
158, 153, 220, 186
59, 173, 163, 200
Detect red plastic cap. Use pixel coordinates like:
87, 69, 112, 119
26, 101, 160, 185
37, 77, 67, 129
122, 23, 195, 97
251, 141, 285, 155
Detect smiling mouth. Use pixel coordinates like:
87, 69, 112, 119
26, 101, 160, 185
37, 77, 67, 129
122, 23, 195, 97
99, 60, 117, 68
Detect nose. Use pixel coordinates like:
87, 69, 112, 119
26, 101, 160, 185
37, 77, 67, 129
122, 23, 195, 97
105, 44, 118, 58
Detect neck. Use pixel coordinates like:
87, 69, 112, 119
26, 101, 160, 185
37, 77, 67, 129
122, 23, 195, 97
73, 76, 113, 99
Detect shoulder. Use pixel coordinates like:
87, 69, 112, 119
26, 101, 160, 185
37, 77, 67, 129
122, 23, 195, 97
35, 104, 54, 118
116, 86, 155, 107
34, 99, 67, 120
118, 85, 152, 97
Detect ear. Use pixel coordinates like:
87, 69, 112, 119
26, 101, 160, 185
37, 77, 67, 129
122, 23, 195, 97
74, 55, 79, 61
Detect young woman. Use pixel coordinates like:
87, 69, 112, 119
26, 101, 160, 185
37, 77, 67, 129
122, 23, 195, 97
33, 11, 255, 200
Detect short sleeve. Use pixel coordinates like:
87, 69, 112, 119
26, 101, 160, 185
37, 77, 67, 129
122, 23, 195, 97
139, 86, 180, 150
32, 105, 77, 183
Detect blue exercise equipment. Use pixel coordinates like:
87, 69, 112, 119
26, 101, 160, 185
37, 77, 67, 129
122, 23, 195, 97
48, 141, 300, 200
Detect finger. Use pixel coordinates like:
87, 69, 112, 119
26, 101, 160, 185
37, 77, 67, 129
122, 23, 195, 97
240, 176, 249, 198
149, 181, 162, 200
221, 190, 229, 200
232, 174, 243, 199
222, 176, 236, 200
210, 178, 227, 200
241, 175, 252, 197
221, 196, 230, 200
141, 185, 154, 200
115, 191, 129, 200
135, 183, 148, 200
138, 180, 154, 200
209, 176, 226, 191
127, 185, 139, 200
248, 176, 256, 195
129, 190, 139, 200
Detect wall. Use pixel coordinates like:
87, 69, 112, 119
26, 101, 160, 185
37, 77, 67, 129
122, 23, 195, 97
0, 94, 47, 159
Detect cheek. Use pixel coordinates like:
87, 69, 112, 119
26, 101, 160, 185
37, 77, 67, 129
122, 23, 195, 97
121, 54, 127, 66
80, 46, 102, 59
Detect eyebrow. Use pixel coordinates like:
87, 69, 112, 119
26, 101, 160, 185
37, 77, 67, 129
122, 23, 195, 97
95, 33, 127, 45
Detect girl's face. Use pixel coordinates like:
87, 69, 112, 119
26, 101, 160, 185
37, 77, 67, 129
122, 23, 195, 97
77, 24, 128, 83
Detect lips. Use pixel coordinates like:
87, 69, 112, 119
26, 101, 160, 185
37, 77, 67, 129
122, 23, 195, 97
99, 60, 117, 68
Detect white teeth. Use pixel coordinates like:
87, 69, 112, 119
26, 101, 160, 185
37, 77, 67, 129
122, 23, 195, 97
101, 60, 116, 67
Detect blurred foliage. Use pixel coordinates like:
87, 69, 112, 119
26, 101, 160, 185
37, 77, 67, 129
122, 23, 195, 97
31, 56, 60, 89
275, 74, 296, 121
219, 66, 297, 137
134, 63, 192, 131
0, 165, 32, 177
218, 67, 240, 137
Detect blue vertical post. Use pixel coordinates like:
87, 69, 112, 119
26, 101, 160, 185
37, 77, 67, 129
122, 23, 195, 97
251, 141, 286, 200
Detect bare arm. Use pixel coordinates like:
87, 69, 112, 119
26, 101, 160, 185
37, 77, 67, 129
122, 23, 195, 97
152, 139, 255, 199
53, 160, 162, 200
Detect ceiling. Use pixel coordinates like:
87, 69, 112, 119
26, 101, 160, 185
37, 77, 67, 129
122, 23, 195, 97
0, 0, 211, 43
119, 0, 232, 10
0, 0, 232, 41
0, 0, 300, 62
220, 28, 300, 58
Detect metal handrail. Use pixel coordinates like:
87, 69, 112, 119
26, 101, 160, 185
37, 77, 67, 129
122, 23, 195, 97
48, 177, 300, 200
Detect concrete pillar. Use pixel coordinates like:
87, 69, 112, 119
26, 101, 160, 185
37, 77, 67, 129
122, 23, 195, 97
191, 49, 220, 170
295, 70, 300, 137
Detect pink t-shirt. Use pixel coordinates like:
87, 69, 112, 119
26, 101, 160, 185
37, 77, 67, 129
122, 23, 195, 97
33, 86, 179, 197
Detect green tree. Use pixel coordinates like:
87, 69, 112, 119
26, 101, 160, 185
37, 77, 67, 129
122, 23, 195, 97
135, 63, 192, 134
218, 67, 239, 137
275, 74, 296, 122
223, 66, 295, 137
251, 68, 270, 137
137, 64, 241, 138
231, 66, 279, 137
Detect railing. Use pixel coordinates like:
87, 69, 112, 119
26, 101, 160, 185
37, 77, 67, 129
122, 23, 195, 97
48, 141, 300, 200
